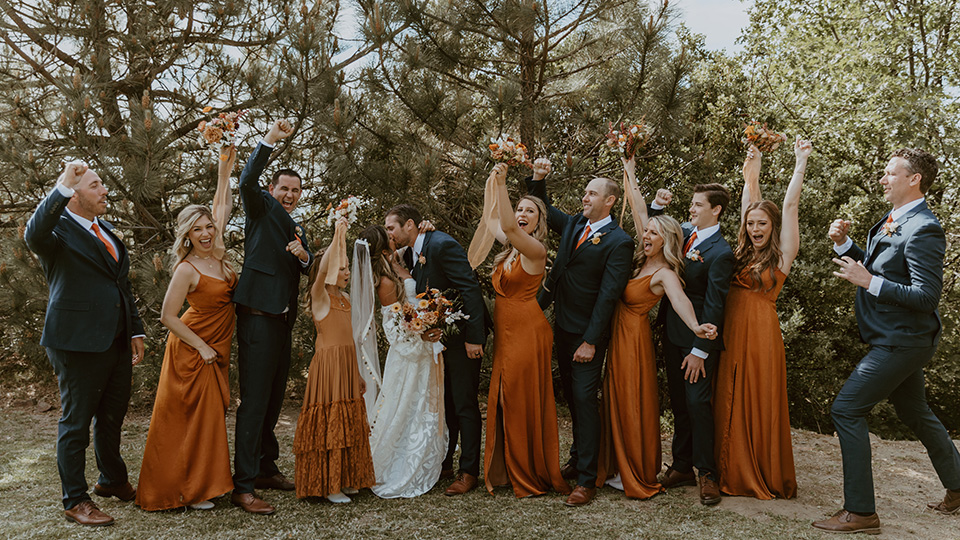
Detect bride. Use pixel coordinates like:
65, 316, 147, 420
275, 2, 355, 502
353, 224, 448, 498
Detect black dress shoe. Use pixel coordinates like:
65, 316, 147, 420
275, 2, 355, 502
560, 463, 578, 480
255, 474, 295, 491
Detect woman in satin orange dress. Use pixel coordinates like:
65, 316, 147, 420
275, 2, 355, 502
293, 218, 375, 503
137, 147, 237, 511
714, 138, 812, 499
480, 161, 570, 498
596, 155, 717, 499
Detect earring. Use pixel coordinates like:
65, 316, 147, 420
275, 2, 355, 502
184, 238, 191, 247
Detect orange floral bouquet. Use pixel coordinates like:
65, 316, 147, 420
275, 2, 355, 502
742, 121, 787, 153
325, 195, 363, 226
392, 287, 469, 339
605, 121, 651, 158
197, 107, 246, 159
488, 135, 530, 167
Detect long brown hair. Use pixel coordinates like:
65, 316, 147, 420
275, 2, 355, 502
632, 215, 685, 286
491, 195, 549, 272
170, 204, 235, 280
734, 200, 782, 291
358, 224, 404, 302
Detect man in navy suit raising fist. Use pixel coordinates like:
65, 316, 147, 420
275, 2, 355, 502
26, 160, 145, 526
814, 148, 960, 534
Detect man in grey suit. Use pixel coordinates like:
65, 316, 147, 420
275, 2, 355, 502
814, 148, 960, 534
25, 161, 145, 526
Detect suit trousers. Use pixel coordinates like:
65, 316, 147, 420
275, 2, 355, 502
555, 327, 609, 488
664, 342, 719, 479
832, 344, 960, 514
441, 333, 483, 477
233, 310, 293, 493
47, 334, 132, 510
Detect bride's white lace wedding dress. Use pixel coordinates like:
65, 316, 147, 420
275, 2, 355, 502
369, 278, 449, 498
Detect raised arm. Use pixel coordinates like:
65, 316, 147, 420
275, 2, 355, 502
212, 145, 236, 233
310, 217, 347, 322
524, 158, 573, 234
239, 120, 292, 220
741, 144, 762, 222
25, 161, 87, 258
779, 138, 812, 274
494, 163, 546, 273
622, 156, 649, 235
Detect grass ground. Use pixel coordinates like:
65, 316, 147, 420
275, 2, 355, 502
1, 397, 957, 539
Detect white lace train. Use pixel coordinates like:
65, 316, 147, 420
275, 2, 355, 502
369, 280, 448, 498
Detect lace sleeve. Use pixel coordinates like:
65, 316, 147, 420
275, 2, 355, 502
381, 304, 427, 357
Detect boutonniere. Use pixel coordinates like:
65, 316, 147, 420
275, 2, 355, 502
589, 232, 606, 245
294, 224, 306, 243
685, 249, 703, 262
881, 220, 899, 237
418, 254, 427, 266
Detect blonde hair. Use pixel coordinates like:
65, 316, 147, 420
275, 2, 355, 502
492, 195, 549, 272
632, 215, 685, 286
170, 204, 235, 280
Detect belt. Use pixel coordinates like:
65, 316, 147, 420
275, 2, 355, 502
237, 304, 288, 321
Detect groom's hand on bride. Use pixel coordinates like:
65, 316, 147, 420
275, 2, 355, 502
418, 220, 436, 234
572, 342, 595, 363
466, 343, 483, 359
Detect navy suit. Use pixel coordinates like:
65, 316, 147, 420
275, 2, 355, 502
408, 231, 487, 476
832, 201, 960, 513
661, 223, 734, 480
233, 142, 313, 493
25, 188, 144, 510
526, 176, 634, 487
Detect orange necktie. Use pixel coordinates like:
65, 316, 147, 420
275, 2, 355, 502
91, 222, 118, 262
684, 231, 698, 254
575, 224, 592, 249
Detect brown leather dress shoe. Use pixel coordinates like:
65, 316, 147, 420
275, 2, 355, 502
564, 485, 597, 507
699, 476, 721, 505
657, 466, 696, 489
928, 489, 960, 515
64, 500, 114, 526
93, 481, 136, 501
560, 463, 578, 481
439, 468, 455, 480
812, 509, 881, 535
444, 473, 478, 496
231, 491, 276, 515
254, 473, 295, 491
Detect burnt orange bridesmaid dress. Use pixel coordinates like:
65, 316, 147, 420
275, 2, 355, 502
596, 274, 665, 499
484, 260, 570, 497
715, 267, 796, 499
293, 292, 376, 498
137, 264, 236, 511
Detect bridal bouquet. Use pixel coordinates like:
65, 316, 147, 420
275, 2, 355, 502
197, 107, 246, 159
605, 121, 651, 158
390, 287, 470, 339
325, 196, 364, 226
742, 121, 787, 153
488, 136, 530, 167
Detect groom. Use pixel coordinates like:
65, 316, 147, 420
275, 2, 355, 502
525, 159, 634, 506
814, 148, 960, 534
384, 204, 487, 495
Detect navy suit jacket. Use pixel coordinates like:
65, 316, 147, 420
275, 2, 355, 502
661, 223, 735, 352
525, 177, 634, 345
839, 201, 943, 347
233, 142, 313, 317
25, 189, 144, 352
410, 231, 487, 345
